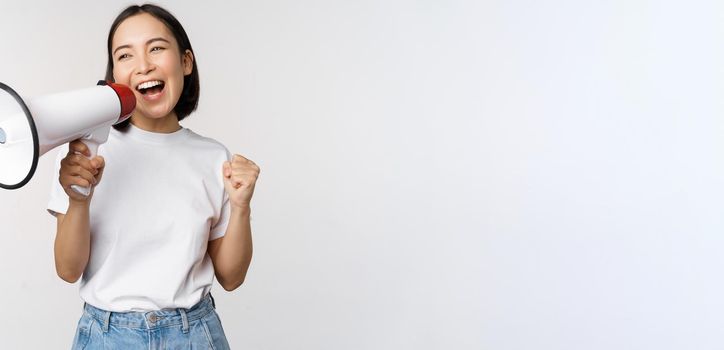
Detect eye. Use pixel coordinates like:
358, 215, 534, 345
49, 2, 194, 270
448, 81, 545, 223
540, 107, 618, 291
117, 53, 130, 61
151, 46, 165, 53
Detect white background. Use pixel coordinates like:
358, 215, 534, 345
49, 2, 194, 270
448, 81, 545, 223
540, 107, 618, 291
0, 0, 722, 349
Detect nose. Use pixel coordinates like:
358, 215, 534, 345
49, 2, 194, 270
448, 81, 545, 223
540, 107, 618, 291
135, 53, 156, 76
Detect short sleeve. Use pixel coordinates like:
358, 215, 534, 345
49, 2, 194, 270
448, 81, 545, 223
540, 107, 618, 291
47, 144, 70, 217
209, 190, 230, 241
209, 147, 232, 241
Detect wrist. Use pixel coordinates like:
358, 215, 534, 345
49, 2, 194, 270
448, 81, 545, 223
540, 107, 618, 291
68, 198, 90, 210
231, 204, 251, 217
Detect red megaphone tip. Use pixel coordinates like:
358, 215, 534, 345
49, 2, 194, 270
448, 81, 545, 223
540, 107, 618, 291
105, 82, 136, 123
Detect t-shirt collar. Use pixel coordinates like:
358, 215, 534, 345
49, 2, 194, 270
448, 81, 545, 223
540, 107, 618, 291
122, 123, 189, 144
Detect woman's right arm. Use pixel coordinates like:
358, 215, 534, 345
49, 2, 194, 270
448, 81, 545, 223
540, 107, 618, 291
54, 203, 90, 283
54, 140, 105, 283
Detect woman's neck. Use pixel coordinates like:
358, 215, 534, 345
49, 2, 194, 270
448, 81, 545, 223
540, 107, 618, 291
129, 113, 182, 133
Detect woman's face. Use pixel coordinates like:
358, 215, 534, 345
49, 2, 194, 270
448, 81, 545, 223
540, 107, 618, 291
111, 13, 193, 123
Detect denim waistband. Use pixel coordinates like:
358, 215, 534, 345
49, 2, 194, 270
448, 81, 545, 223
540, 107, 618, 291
83, 293, 216, 332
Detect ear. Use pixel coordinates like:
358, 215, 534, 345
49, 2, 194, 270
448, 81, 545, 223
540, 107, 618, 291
182, 49, 194, 76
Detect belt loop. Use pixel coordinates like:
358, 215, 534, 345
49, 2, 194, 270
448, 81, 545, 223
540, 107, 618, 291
179, 308, 189, 334
209, 292, 216, 309
103, 311, 111, 333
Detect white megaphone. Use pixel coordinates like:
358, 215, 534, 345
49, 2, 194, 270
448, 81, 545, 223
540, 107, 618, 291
0, 81, 135, 195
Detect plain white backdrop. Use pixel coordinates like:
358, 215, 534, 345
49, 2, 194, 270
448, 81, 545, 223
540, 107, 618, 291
0, 0, 722, 349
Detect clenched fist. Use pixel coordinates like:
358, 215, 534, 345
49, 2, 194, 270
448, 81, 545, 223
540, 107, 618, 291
222, 154, 260, 209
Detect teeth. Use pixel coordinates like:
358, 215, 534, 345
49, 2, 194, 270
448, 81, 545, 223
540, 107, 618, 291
136, 80, 163, 90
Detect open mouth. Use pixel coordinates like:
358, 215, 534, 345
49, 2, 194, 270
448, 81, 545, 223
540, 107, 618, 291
136, 80, 165, 96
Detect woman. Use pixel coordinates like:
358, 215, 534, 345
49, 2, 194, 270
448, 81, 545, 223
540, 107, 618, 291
47, 4, 258, 349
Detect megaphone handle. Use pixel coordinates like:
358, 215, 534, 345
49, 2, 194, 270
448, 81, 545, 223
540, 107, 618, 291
70, 137, 101, 197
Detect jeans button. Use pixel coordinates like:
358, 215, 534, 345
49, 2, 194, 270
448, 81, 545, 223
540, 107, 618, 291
148, 314, 158, 323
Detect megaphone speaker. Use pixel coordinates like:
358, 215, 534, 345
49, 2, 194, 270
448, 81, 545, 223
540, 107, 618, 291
0, 81, 135, 193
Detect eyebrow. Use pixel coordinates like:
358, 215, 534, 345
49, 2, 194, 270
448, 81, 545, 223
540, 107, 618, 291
113, 37, 171, 56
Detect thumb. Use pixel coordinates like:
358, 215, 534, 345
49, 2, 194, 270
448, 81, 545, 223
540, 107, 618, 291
92, 156, 105, 169
222, 161, 231, 177
222, 161, 233, 188
94, 156, 106, 183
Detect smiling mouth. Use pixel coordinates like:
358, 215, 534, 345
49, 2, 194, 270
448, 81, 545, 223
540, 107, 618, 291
136, 80, 166, 95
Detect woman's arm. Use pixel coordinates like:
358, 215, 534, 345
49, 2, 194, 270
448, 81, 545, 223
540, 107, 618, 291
54, 200, 92, 283
53, 140, 105, 283
208, 153, 259, 291
207, 205, 253, 291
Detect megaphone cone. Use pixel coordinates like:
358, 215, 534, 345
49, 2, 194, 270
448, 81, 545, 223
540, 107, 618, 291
0, 81, 135, 192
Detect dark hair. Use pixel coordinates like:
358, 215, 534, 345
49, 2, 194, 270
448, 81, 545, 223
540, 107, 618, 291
106, 4, 200, 130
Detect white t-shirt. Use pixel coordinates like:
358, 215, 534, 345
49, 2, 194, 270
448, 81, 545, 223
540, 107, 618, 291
47, 123, 231, 312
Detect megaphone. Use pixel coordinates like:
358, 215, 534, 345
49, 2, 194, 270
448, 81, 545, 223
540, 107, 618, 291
0, 80, 135, 195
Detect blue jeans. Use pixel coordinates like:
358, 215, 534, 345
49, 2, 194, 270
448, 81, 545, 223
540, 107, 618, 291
71, 293, 230, 349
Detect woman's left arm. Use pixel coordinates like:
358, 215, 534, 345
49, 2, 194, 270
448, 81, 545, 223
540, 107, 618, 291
208, 154, 260, 291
